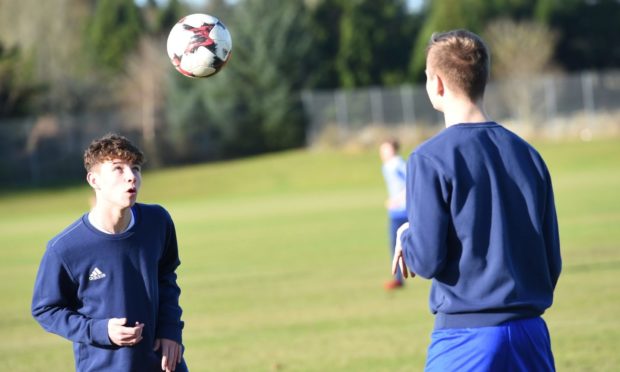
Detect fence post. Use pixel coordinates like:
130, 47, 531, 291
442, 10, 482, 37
582, 71, 595, 113
400, 85, 415, 125
28, 149, 40, 187
370, 87, 384, 125
301, 90, 314, 146
335, 90, 349, 140
581, 71, 596, 139
544, 75, 557, 125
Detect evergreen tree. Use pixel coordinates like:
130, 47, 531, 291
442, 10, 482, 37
153, 0, 188, 36
535, 0, 620, 71
165, 0, 315, 160
86, 0, 144, 74
0, 0, 95, 112
409, 0, 487, 81
336, 0, 414, 87
409, 0, 539, 81
307, 0, 345, 89
0, 43, 40, 118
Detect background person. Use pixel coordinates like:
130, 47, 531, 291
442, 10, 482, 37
380, 138, 408, 290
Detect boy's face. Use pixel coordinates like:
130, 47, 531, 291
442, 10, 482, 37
379, 142, 396, 162
87, 159, 142, 210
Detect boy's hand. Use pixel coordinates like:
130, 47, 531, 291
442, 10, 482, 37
392, 223, 414, 279
154, 338, 183, 372
107, 318, 144, 347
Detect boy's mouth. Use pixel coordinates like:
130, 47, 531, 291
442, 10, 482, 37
127, 187, 137, 194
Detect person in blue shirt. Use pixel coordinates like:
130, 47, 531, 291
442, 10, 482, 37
392, 30, 561, 371
379, 139, 408, 290
32, 134, 187, 372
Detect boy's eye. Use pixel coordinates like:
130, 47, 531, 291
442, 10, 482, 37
132, 166, 141, 172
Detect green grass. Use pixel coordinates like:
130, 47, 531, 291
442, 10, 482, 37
1, 139, 619, 371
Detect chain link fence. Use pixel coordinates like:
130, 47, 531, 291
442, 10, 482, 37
302, 70, 620, 147
0, 111, 144, 187
1, 70, 619, 187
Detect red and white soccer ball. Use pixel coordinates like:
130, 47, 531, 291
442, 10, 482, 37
166, 13, 232, 78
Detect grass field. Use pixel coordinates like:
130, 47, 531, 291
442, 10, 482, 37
1, 138, 619, 371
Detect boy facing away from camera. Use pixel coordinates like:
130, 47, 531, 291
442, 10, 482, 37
392, 30, 561, 371
32, 134, 187, 372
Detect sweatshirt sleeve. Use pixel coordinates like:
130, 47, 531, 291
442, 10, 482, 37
400, 152, 451, 278
543, 168, 562, 288
31, 247, 112, 346
156, 211, 184, 344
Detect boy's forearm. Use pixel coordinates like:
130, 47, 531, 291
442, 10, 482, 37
32, 249, 112, 346
32, 303, 111, 346
157, 271, 184, 344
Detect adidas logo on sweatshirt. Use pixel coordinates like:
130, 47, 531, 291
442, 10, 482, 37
88, 267, 107, 281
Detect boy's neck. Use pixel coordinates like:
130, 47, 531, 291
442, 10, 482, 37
89, 203, 133, 234
443, 97, 489, 127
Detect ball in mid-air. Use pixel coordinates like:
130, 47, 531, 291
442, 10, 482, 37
166, 13, 232, 78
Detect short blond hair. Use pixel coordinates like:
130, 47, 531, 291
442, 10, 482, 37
426, 29, 490, 100
83, 133, 144, 172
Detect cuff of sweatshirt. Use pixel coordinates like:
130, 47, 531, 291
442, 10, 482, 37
90, 318, 113, 346
157, 324, 183, 345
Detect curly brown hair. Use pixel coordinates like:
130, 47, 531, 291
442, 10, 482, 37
83, 133, 145, 172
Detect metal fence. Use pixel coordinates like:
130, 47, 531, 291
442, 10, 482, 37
301, 70, 620, 146
1, 70, 619, 187
0, 111, 144, 187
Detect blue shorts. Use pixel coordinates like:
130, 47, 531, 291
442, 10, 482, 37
425, 317, 555, 372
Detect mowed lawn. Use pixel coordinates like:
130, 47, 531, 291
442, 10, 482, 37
0, 138, 618, 371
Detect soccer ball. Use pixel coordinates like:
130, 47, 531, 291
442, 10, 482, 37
166, 13, 232, 78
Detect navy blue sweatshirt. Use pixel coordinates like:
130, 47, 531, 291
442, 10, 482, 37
400, 122, 561, 329
32, 203, 187, 371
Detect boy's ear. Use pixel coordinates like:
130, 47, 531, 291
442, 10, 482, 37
86, 171, 100, 190
436, 74, 445, 97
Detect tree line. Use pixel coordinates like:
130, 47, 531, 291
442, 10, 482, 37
0, 0, 619, 164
